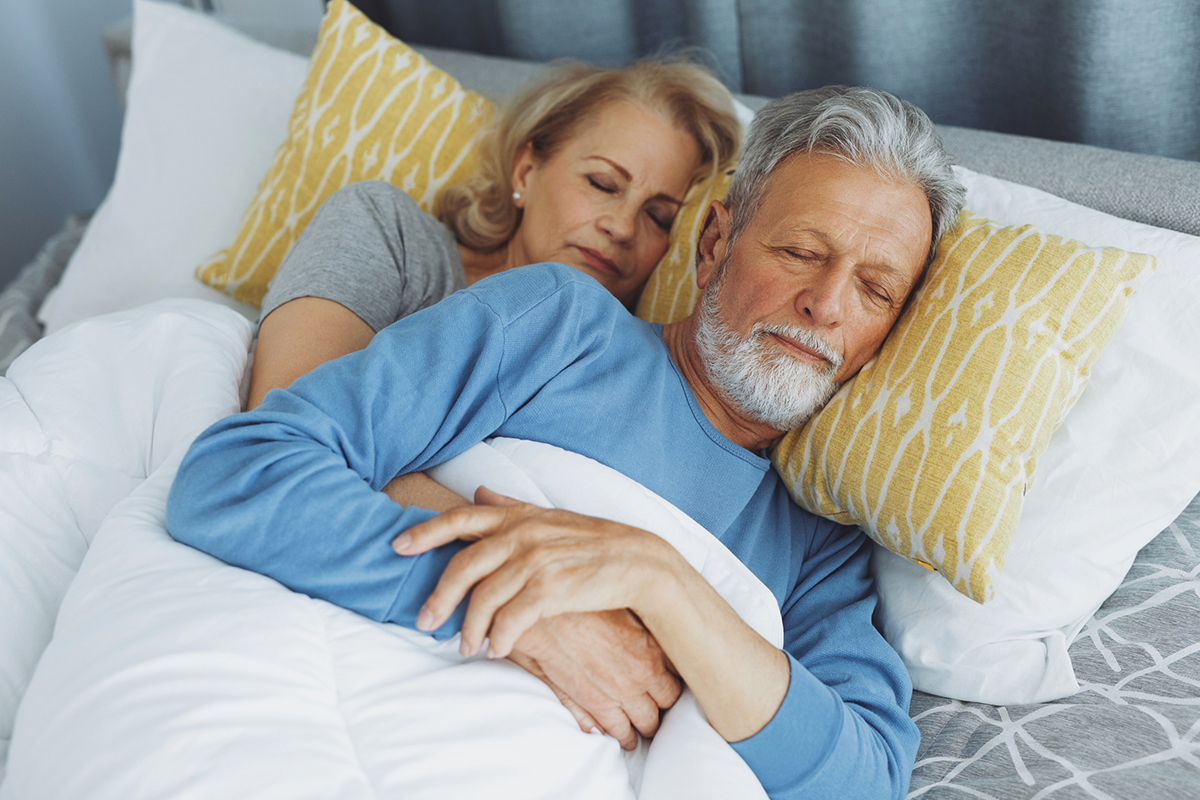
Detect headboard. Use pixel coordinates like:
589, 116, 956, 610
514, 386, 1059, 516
102, 17, 1200, 238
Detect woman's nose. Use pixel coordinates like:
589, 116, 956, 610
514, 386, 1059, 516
598, 203, 637, 243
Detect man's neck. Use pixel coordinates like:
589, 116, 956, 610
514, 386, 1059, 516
661, 317, 786, 453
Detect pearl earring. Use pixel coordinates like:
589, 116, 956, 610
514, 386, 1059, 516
512, 191, 522, 201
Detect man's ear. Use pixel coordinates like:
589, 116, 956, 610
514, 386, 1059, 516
510, 142, 536, 209
695, 200, 732, 290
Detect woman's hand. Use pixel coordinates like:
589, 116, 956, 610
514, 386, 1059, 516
392, 486, 682, 661
508, 610, 682, 750
382, 477, 680, 748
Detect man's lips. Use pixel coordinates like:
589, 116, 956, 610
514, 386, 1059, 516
766, 331, 831, 366
574, 246, 620, 276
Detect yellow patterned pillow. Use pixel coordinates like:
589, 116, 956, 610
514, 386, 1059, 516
774, 212, 1155, 602
195, 0, 495, 306
636, 167, 734, 324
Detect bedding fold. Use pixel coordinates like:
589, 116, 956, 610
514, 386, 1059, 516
0, 299, 251, 786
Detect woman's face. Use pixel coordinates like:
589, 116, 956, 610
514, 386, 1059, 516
508, 100, 703, 306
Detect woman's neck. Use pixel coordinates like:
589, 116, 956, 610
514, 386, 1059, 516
459, 243, 516, 286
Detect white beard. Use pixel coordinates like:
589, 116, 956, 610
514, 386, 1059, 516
694, 271, 843, 432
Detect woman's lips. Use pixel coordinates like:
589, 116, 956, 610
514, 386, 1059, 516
574, 246, 620, 276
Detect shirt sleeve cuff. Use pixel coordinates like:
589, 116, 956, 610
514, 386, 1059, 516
384, 536, 471, 641
729, 651, 845, 791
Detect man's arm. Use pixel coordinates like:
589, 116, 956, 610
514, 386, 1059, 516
404, 494, 917, 800
639, 521, 917, 799
166, 265, 634, 636
167, 289, 514, 636
727, 523, 918, 799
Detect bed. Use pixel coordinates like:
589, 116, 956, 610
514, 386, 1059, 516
2, 2, 1199, 798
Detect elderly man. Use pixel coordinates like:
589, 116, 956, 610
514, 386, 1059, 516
167, 85, 965, 799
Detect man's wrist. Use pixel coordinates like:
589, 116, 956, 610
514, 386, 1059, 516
631, 537, 701, 634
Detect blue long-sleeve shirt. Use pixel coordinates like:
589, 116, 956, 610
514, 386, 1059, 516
167, 263, 919, 799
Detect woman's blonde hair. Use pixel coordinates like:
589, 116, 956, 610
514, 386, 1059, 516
436, 57, 741, 252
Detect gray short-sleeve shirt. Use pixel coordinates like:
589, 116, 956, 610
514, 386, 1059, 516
260, 181, 467, 332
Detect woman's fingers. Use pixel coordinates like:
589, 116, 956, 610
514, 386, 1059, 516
625, 693, 663, 741
505, 648, 602, 735
595, 707, 638, 752
546, 680, 604, 737
648, 668, 684, 710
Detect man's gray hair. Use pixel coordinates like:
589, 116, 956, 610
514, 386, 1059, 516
724, 85, 966, 271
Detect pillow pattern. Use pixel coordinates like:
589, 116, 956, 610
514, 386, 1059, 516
774, 212, 1155, 602
195, 0, 495, 307
879, 166, 1200, 704
636, 168, 733, 324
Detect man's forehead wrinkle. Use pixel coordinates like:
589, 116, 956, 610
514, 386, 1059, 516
777, 226, 830, 244
747, 152, 930, 284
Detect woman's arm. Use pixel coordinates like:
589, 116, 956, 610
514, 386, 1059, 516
248, 297, 375, 409
249, 181, 466, 408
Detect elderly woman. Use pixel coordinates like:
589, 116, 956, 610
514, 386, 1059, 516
241, 56, 740, 749
248, 58, 740, 409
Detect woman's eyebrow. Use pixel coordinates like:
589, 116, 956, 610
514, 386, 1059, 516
584, 155, 685, 206
584, 155, 631, 180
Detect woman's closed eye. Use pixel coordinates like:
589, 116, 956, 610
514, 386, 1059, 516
587, 175, 617, 193
646, 209, 673, 232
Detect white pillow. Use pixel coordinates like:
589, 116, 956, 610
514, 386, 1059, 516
873, 166, 1200, 705
36, 0, 308, 334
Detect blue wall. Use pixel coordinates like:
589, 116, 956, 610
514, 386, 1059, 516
0, 0, 132, 288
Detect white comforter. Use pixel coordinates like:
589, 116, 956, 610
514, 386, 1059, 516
0, 300, 780, 799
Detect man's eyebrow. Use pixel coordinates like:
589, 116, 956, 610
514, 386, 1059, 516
786, 227, 911, 284
585, 156, 684, 206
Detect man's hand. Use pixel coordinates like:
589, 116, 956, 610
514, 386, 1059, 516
393, 485, 790, 745
383, 479, 681, 749
508, 610, 682, 750
394, 486, 684, 658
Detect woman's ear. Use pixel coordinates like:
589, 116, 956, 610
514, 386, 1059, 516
695, 200, 732, 290
510, 142, 537, 209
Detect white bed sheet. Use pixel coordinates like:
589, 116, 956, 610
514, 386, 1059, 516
0, 299, 775, 799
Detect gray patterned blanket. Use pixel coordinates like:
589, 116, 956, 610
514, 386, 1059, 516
909, 490, 1200, 798
0, 214, 88, 374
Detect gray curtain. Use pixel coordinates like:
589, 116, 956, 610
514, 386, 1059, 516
363, 0, 1200, 162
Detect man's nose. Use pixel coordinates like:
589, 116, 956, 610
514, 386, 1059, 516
798, 260, 853, 328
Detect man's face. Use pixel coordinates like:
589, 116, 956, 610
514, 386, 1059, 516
696, 151, 932, 415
